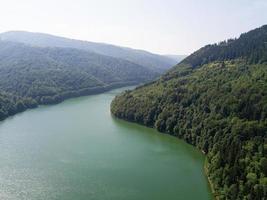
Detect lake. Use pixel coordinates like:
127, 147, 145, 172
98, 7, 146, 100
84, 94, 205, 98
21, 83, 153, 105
0, 87, 212, 200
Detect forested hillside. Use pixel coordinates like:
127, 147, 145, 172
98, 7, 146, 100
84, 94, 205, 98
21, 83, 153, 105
0, 31, 179, 73
179, 25, 267, 68
111, 25, 267, 199
0, 41, 158, 120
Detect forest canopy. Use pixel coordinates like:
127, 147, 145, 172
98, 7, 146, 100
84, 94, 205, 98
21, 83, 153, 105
0, 41, 160, 120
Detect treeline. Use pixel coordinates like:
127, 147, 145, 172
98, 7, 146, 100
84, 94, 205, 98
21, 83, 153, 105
0, 93, 38, 120
37, 81, 139, 105
0, 81, 139, 121
111, 25, 267, 200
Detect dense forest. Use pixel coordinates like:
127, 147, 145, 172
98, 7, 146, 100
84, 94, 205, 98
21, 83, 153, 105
0, 31, 180, 73
111, 25, 267, 199
180, 25, 267, 68
0, 40, 161, 121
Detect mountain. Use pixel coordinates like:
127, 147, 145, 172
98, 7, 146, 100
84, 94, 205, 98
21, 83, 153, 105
111, 25, 267, 200
0, 40, 159, 120
0, 31, 177, 73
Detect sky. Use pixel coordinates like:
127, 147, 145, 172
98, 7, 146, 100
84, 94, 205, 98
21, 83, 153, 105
0, 0, 266, 55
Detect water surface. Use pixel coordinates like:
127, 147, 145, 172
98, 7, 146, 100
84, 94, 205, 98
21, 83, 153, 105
0, 87, 212, 200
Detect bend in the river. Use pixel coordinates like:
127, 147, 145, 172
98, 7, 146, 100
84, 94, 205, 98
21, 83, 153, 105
0, 87, 212, 200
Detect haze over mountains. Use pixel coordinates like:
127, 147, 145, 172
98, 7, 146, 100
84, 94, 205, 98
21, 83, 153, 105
0, 41, 157, 94
0, 31, 184, 120
0, 31, 181, 73
164, 54, 187, 63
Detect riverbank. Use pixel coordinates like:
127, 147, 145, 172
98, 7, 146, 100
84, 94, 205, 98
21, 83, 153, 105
0, 81, 139, 122
204, 161, 219, 200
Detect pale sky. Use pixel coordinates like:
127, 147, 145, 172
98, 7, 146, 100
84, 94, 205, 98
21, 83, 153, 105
0, 0, 266, 55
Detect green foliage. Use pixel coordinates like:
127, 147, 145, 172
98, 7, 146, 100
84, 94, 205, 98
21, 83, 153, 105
0, 92, 38, 120
111, 25, 267, 200
180, 25, 267, 68
0, 41, 159, 121
0, 31, 178, 73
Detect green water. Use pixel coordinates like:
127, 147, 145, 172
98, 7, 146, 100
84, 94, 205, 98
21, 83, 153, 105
0, 87, 212, 200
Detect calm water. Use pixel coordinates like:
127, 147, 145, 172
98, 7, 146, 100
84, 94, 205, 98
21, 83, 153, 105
0, 87, 212, 200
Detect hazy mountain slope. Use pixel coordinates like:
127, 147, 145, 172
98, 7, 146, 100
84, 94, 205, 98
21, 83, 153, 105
111, 25, 267, 200
0, 41, 158, 120
0, 31, 177, 72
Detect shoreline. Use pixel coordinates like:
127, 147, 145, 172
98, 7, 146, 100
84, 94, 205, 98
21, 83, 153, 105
200, 151, 219, 200
0, 81, 139, 123
204, 162, 219, 200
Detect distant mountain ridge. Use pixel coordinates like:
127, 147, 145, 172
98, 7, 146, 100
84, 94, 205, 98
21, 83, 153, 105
0, 30, 186, 121
0, 31, 181, 72
0, 40, 157, 92
0, 38, 161, 121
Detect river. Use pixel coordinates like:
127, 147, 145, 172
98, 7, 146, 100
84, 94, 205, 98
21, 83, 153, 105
0, 87, 212, 200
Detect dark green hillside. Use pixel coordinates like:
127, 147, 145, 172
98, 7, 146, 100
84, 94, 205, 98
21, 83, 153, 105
179, 25, 267, 68
0, 41, 157, 120
0, 31, 179, 73
0, 92, 38, 120
111, 25, 267, 200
